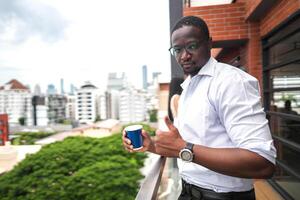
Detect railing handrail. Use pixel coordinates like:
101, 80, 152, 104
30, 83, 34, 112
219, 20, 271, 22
135, 156, 166, 200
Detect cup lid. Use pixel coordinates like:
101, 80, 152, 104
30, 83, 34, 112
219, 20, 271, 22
125, 125, 142, 131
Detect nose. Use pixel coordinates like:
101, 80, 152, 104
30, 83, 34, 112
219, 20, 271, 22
180, 49, 192, 61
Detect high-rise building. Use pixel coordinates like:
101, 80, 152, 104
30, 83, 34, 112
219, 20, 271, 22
75, 82, 101, 124
99, 93, 107, 120
142, 65, 148, 90
152, 72, 161, 84
65, 94, 76, 120
106, 72, 128, 119
60, 78, 64, 95
0, 79, 33, 125
119, 88, 146, 123
32, 96, 48, 126
107, 72, 128, 91
33, 84, 42, 96
70, 84, 76, 95
47, 94, 67, 124
47, 84, 57, 95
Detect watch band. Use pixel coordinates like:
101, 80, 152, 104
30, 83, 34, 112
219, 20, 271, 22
186, 142, 194, 152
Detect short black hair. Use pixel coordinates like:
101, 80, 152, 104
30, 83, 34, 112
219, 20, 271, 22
171, 16, 210, 40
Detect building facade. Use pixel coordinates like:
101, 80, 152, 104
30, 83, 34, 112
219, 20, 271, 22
0, 79, 32, 126
65, 94, 76, 120
75, 82, 100, 124
119, 88, 146, 123
47, 94, 67, 124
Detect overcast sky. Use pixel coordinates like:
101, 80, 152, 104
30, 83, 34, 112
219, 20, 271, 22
0, 0, 171, 93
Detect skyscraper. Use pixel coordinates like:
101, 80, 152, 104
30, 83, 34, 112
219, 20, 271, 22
142, 65, 148, 90
60, 78, 64, 95
47, 84, 57, 95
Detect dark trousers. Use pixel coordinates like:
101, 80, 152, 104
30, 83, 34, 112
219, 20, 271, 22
178, 180, 256, 200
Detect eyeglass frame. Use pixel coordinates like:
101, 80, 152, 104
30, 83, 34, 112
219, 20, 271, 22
168, 40, 208, 58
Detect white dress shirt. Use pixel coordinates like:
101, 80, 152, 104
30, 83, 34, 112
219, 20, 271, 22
176, 57, 276, 193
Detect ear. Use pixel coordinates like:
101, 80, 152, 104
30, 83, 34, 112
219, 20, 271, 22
208, 37, 213, 50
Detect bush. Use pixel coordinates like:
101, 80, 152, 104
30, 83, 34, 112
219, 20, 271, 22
148, 109, 158, 122
18, 117, 26, 126
12, 132, 55, 145
0, 133, 147, 200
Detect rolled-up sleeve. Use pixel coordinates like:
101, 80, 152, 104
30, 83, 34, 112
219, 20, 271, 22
216, 72, 277, 164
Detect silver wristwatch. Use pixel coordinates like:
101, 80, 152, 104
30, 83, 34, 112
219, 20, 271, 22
179, 142, 194, 162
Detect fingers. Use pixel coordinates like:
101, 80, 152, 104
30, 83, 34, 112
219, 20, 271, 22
122, 129, 133, 152
141, 130, 149, 138
155, 129, 164, 136
122, 129, 149, 153
164, 116, 176, 131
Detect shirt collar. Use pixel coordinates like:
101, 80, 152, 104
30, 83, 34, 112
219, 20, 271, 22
180, 57, 216, 90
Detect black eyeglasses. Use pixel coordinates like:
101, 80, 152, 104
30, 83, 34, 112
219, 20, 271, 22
168, 40, 206, 57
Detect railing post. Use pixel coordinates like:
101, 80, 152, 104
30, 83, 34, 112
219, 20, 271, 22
135, 156, 167, 200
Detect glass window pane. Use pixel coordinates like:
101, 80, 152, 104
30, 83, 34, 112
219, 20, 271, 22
270, 62, 300, 89
270, 90, 300, 114
273, 166, 300, 200
269, 114, 300, 143
269, 31, 300, 65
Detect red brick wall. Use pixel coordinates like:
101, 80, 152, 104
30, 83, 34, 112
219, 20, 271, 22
0, 114, 9, 145
244, 0, 262, 20
184, 3, 248, 41
217, 45, 247, 68
260, 0, 300, 36
183, 0, 299, 91
246, 22, 262, 84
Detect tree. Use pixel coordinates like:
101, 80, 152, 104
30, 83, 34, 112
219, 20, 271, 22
0, 131, 148, 200
148, 109, 158, 122
18, 117, 26, 125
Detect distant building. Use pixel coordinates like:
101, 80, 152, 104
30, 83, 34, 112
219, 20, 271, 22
65, 94, 76, 120
152, 72, 161, 85
99, 93, 107, 120
119, 88, 146, 123
107, 72, 127, 91
75, 82, 101, 124
47, 94, 67, 124
47, 84, 57, 95
106, 90, 120, 119
142, 65, 148, 90
32, 96, 48, 126
0, 79, 32, 126
106, 72, 128, 119
70, 84, 77, 95
60, 78, 64, 95
33, 84, 42, 96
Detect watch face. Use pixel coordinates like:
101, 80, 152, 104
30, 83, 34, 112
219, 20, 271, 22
180, 149, 193, 162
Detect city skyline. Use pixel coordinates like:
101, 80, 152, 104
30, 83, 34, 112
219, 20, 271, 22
0, 0, 171, 93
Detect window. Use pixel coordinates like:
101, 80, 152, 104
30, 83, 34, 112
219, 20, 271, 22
263, 13, 300, 200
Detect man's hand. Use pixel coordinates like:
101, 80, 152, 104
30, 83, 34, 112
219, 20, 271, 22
122, 128, 155, 153
154, 116, 186, 157
122, 117, 186, 157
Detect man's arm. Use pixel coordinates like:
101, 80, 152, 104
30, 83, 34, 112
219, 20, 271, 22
153, 117, 275, 179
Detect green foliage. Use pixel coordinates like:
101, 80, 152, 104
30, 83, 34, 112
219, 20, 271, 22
148, 109, 158, 122
18, 117, 26, 125
0, 133, 147, 200
94, 115, 101, 122
12, 132, 55, 145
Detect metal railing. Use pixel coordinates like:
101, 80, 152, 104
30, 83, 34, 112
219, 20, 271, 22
135, 156, 166, 200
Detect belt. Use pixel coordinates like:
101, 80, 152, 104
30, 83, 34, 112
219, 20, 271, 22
181, 179, 255, 200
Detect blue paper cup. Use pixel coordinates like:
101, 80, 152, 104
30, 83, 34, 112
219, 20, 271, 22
125, 125, 143, 150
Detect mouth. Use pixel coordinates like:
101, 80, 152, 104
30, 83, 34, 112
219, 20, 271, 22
182, 63, 194, 70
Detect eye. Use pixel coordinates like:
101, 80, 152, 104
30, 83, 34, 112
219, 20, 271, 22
173, 46, 182, 54
186, 42, 199, 51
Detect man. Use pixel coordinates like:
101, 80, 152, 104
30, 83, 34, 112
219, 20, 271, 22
123, 16, 276, 200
